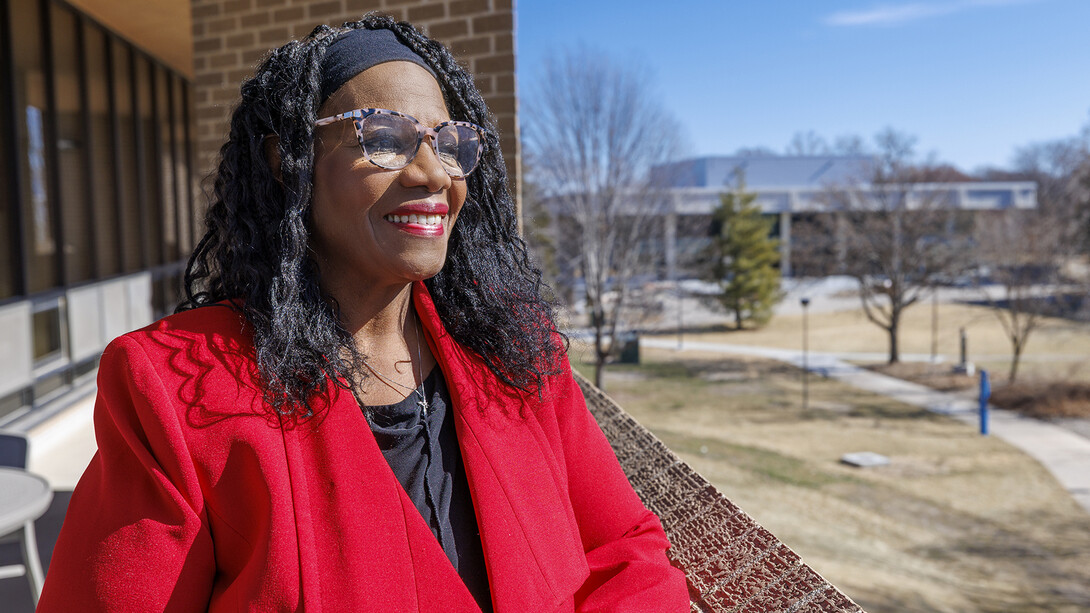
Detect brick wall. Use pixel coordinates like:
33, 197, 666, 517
190, 0, 518, 212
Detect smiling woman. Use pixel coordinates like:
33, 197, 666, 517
36, 15, 688, 612
308, 62, 471, 304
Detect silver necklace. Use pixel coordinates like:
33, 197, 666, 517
410, 323, 428, 415
358, 315, 428, 415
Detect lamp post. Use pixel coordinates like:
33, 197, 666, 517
800, 297, 810, 410
931, 288, 938, 363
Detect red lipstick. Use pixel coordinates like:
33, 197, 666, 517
383, 203, 449, 237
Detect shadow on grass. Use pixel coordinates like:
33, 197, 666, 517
825, 476, 1090, 612
606, 355, 800, 381
654, 428, 853, 490
912, 520, 1090, 611
844, 403, 945, 422
643, 322, 741, 336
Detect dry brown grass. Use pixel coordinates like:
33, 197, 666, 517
693, 298, 1090, 419
575, 344, 1090, 613
695, 301, 1090, 383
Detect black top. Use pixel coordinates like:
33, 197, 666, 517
365, 368, 492, 611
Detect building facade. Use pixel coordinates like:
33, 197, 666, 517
652, 156, 1038, 279
0, 0, 518, 424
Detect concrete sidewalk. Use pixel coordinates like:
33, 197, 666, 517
642, 337, 1090, 514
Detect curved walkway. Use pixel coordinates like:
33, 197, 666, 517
642, 337, 1090, 514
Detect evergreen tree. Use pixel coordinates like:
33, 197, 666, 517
708, 181, 782, 329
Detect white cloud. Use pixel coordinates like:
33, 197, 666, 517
824, 0, 1041, 27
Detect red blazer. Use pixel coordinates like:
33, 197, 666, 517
38, 283, 688, 612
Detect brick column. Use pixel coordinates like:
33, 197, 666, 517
191, 0, 519, 216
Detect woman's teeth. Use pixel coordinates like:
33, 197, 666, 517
385, 214, 443, 226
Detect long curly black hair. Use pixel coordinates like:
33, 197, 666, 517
180, 15, 563, 416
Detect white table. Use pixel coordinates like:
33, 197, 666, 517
0, 467, 52, 606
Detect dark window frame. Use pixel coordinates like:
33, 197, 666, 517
103, 29, 126, 274
166, 73, 181, 263
181, 80, 196, 252
0, 0, 27, 301
129, 44, 149, 270
74, 11, 100, 280
146, 57, 166, 266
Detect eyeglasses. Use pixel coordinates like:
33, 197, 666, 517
315, 108, 485, 178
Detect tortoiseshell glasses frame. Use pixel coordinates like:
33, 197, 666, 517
315, 107, 486, 178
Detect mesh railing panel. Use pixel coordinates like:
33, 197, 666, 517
575, 372, 864, 613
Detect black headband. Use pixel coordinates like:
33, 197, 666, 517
319, 28, 437, 102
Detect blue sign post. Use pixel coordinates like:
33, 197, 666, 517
979, 369, 991, 436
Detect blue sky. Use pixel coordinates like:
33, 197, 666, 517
516, 0, 1090, 172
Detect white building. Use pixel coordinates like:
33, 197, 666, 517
651, 155, 1037, 279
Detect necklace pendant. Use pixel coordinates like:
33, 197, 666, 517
417, 395, 429, 416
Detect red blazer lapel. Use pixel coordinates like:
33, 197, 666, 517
413, 283, 589, 612
279, 378, 481, 611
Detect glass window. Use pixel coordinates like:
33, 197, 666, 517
31, 295, 69, 391
112, 38, 141, 272
11, 0, 59, 293
0, 143, 15, 297
178, 79, 197, 253
0, 389, 31, 422
4, 1, 195, 295
135, 54, 162, 267
33, 369, 66, 400
51, 4, 93, 284
157, 66, 177, 263
172, 75, 193, 256
84, 22, 120, 276
31, 303, 62, 362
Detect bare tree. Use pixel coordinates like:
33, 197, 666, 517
1010, 133, 1090, 253
734, 146, 779, 158
786, 130, 830, 156
784, 131, 867, 156
813, 129, 967, 363
520, 177, 561, 300
832, 134, 868, 156
974, 210, 1066, 382
973, 132, 1090, 382
523, 48, 683, 388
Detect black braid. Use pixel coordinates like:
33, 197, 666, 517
180, 16, 564, 416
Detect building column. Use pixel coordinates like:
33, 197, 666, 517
835, 214, 847, 271
779, 211, 792, 278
